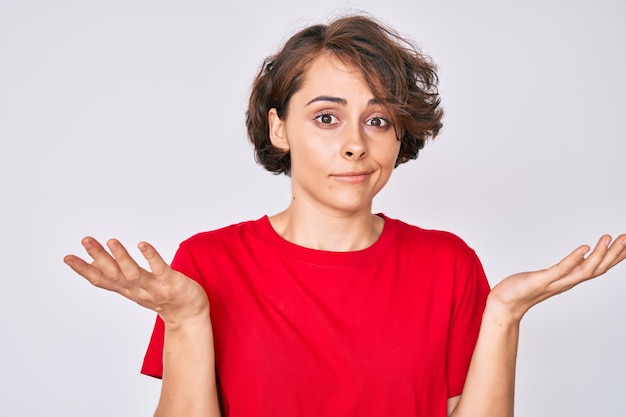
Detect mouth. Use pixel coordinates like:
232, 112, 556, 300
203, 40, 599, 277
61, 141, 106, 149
330, 171, 372, 184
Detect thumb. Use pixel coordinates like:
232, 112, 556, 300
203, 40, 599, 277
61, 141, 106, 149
138, 242, 169, 276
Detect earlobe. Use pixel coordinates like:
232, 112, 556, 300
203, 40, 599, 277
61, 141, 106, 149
268, 108, 289, 151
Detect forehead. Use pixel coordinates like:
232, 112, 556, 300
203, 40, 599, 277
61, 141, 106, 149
296, 54, 372, 96
305, 53, 359, 75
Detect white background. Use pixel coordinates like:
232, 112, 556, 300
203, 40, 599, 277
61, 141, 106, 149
1, 0, 624, 416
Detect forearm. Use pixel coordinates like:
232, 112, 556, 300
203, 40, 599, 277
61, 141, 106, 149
450, 297, 520, 417
450, 234, 626, 417
155, 311, 221, 417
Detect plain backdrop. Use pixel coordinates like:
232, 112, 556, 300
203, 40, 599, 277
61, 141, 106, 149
1, 0, 624, 416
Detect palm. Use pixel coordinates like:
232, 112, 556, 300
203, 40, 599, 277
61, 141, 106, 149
64, 237, 208, 324
489, 234, 626, 321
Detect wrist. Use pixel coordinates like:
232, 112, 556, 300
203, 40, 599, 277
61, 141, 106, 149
161, 304, 211, 331
484, 294, 524, 327
159, 278, 210, 329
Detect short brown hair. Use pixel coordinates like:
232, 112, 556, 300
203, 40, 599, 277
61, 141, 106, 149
246, 13, 443, 175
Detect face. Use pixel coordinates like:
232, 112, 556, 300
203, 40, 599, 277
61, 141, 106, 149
268, 54, 401, 216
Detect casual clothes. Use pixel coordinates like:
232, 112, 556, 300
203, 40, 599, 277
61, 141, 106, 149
142, 214, 490, 417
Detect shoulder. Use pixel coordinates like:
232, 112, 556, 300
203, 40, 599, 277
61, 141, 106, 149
169, 217, 268, 276
385, 215, 475, 255
383, 215, 489, 290
178, 217, 266, 251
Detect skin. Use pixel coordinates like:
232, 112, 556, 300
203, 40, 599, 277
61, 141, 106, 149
267, 54, 401, 251
64, 53, 626, 417
65, 238, 220, 417
449, 235, 626, 417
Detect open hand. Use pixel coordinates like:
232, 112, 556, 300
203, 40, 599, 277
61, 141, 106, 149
488, 234, 626, 322
64, 237, 208, 327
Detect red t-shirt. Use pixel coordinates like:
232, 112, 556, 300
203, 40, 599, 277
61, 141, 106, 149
142, 215, 490, 417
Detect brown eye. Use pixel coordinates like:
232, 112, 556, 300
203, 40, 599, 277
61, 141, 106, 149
315, 113, 338, 124
366, 117, 389, 128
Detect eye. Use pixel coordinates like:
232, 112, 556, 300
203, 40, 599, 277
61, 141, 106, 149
315, 112, 339, 125
365, 116, 390, 128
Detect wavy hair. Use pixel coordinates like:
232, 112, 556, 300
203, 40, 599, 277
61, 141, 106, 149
246, 14, 443, 175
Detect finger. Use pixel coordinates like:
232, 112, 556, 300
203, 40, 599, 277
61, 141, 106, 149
137, 241, 169, 277
581, 235, 612, 274
610, 234, 626, 268
106, 239, 146, 286
64, 253, 120, 291
551, 235, 615, 291
552, 244, 590, 278
539, 244, 591, 296
595, 234, 626, 273
64, 254, 95, 277
81, 236, 123, 279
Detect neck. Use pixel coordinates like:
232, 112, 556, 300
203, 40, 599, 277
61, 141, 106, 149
269, 203, 384, 252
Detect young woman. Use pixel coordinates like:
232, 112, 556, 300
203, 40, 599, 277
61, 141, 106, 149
63, 14, 626, 417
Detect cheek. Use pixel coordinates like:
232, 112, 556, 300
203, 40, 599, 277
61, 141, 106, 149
292, 140, 328, 164
381, 140, 402, 167
288, 139, 333, 176
292, 133, 337, 163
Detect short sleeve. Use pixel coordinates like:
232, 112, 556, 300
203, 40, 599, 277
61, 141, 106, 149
446, 248, 491, 397
140, 241, 204, 378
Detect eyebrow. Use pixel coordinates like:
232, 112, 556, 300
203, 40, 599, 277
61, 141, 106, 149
305, 96, 379, 106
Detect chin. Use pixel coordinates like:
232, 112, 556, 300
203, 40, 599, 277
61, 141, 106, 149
326, 198, 374, 215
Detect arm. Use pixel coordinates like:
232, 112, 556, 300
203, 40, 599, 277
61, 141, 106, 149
64, 237, 221, 417
449, 233, 626, 417
156, 309, 219, 417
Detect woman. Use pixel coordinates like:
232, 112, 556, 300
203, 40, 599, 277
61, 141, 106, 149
63, 14, 626, 417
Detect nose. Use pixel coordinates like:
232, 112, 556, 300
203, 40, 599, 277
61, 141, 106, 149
341, 124, 368, 160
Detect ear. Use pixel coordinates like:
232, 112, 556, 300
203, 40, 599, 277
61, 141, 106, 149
268, 108, 289, 151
